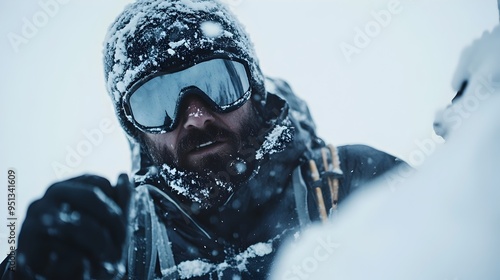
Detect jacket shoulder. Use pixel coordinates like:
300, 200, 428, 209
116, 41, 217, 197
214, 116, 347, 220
337, 144, 407, 197
338, 144, 404, 168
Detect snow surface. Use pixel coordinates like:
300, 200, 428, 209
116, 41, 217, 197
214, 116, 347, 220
271, 26, 500, 279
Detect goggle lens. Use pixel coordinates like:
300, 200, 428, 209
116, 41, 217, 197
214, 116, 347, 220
126, 59, 251, 133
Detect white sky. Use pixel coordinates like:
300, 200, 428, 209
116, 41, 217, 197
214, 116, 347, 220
0, 0, 498, 256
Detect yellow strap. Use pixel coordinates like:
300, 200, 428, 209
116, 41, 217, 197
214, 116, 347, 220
309, 160, 328, 223
328, 144, 340, 210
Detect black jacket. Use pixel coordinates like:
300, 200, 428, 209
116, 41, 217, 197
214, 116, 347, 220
123, 78, 406, 279
0, 78, 405, 279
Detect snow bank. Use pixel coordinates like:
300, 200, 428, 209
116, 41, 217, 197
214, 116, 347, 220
272, 90, 500, 280
271, 25, 500, 280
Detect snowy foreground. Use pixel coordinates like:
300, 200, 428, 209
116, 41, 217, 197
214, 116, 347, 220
270, 54, 500, 279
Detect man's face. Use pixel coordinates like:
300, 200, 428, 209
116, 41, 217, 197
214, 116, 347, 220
141, 96, 260, 177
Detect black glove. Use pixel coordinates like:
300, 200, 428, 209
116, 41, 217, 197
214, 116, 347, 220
17, 174, 133, 280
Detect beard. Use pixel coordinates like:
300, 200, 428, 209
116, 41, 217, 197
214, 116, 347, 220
176, 124, 241, 174
144, 107, 262, 177
139, 105, 265, 209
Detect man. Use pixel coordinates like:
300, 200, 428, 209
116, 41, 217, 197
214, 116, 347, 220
1, 0, 405, 279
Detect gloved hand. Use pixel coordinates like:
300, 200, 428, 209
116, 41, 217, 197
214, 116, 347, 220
16, 174, 133, 280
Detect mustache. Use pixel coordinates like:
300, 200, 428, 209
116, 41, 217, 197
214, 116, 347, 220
177, 124, 239, 156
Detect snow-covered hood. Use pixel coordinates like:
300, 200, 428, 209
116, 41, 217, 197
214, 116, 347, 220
103, 0, 267, 140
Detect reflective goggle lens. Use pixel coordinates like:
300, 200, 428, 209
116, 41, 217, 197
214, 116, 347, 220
127, 59, 251, 132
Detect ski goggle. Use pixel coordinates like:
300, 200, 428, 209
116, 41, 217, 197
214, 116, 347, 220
123, 58, 252, 133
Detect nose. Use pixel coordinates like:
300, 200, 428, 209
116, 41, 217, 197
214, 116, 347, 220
181, 96, 216, 130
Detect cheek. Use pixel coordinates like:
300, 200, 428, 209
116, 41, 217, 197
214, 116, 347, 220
223, 103, 253, 130
146, 133, 177, 152
224, 114, 242, 130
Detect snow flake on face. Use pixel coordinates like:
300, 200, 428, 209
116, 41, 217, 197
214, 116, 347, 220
158, 163, 234, 208
159, 165, 202, 204
188, 107, 204, 117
